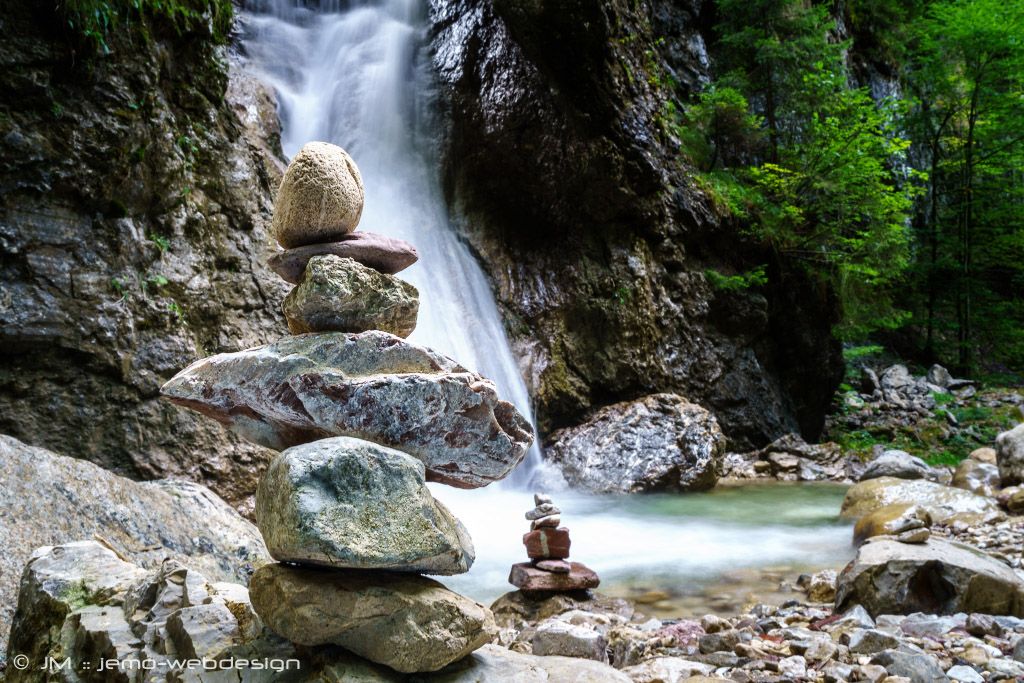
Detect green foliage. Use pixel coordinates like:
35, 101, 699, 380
60, 0, 233, 54
705, 265, 768, 291
148, 232, 170, 253
842, 345, 884, 362
686, 0, 918, 341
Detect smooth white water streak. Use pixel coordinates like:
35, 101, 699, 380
240, 0, 853, 606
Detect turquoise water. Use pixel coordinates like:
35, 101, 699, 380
432, 483, 854, 610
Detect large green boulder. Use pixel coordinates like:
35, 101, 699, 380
256, 437, 474, 575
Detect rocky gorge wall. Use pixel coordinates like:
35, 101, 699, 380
0, 2, 287, 511
428, 0, 844, 448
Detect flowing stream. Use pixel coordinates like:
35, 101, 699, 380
239, 0, 853, 611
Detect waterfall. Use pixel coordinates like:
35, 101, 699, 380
239, 0, 542, 483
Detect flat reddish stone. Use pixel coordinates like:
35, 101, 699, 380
523, 527, 570, 560
268, 232, 419, 283
509, 562, 600, 593
535, 559, 571, 574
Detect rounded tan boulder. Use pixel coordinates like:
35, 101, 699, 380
272, 142, 365, 248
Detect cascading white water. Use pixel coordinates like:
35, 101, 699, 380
240, 0, 543, 483
240, 0, 853, 608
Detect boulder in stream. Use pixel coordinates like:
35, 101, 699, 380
256, 436, 474, 574
841, 476, 1000, 525
997, 423, 1024, 486
545, 393, 724, 493
160, 331, 534, 488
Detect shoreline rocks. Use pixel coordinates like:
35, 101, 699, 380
161, 331, 534, 488
836, 536, 1024, 618
841, 476, 1000, 526
0, 434, 270, 652
256, 437, 474, 575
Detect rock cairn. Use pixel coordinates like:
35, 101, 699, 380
161, 141, 535, 673
509, 493, 600, 593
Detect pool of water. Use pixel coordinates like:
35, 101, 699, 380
429, 482, 854, 616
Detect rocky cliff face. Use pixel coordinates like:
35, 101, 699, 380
428, 0, 844, 448
0, 3, 287, 510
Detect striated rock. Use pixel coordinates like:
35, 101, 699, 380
268, 232, 420, 282
997, 423, 1024, 485
272, 142, 364, 248
853, 504, 932, 545
161, 331, 534, 488
860, 450, 933, 482
835, 537, 1024, 617
431, 643, 630, 682
841, 477, 999, 525
282, 255, 419, 336
509, 562, 600, 593
249, 562, 496, 673
523, 528, 571, 560
951, 459, 1000, 497
0, 4, 289, 512
545, 394, 724, 493
256, 437, 474, 574
0, 435, 269, 652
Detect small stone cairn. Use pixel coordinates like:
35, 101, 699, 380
509, 493, 600, 593
161, 141, 535, 674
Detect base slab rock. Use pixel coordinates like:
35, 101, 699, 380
256, 436, 474, 574
249, 563, 497, 673
160, 331, 534, 488
509, 562, 600, 594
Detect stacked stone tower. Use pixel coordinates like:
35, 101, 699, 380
161, 142, 534, 673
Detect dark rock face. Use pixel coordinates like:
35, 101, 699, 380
427, 0, 843, 448
0, 5, 287, 509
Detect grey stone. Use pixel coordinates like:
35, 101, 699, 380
546, 393, 725, 493
836, 537, 1024, 617
927, 365, 953, 388
997, 423, 1024, 486
870, 650, 949, 683
698, 628, 740, 654
945, 665, 983, 683
0, 435, 269, 652
900, 613, 966, 638
267, 232, 419, 282
531, 619, 607, 661
430, 643, 631, 682
248, 562, 496, 673
272, 142, 364, 248
161, 331, 534, 488
282, 255, 419, 337
860, 450, 933, 482
621, 657, 714, 682
848, 628, 901, 654
257, 437, 472, 575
